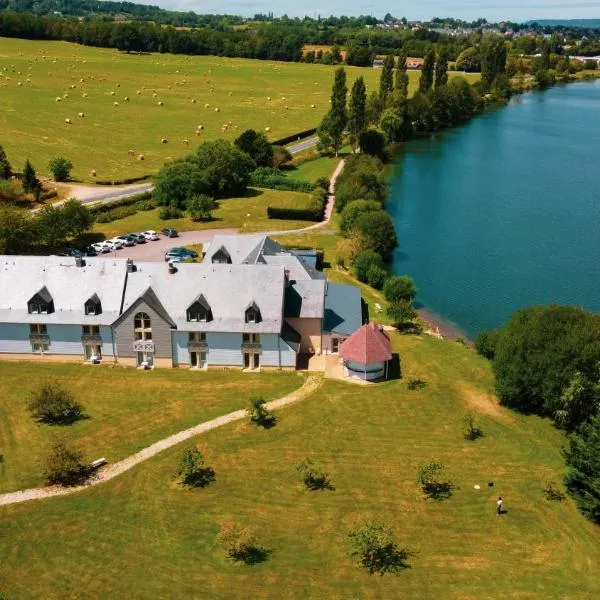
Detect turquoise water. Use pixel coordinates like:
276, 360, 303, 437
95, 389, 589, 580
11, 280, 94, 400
387, 81, 600, 337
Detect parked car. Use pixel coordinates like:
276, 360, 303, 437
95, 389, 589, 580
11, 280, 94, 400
57, 247, 85, 258
107, 238, 124, 250
161, 228, 178, 238
85, 245, 98, 257
117, 234, 136, 246
92, 242, 111, 254
164, 247, 198, 262
128, 232, 146, 244
142, 230, 160, 241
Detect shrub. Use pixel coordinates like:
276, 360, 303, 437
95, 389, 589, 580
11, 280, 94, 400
95, 206, 137, 223
366, 264, 387, 289
314, 176, 330, 191
463, 411, 483, 440
154, 161, 210, 209
48, 157, 73, 182
417, 461, 453, 500
188, 194, 216, 221
296, 458, 333, 490
387, 301, 417, 328
353, 210, 398, 260
250, 167, 314, 192
272, 145, 292, 168
234, 129, 274, 167
339, 199, 381, 233
45, 442, 88, 486
159, 205, 183, 220
359, 129, 386, 158
247, 396, 276, 428
544, 481, 566, 502
28, 382, 83, 424
88, 192, 153, 215
335, 154, 386, 213
0, 179, 22, 202
216, 519, 268, 564
474, 328, 501, 360
353, 250, 384, 282
383, 275, 417, 303
348, 520, 415, 575
175, 446, 215, 488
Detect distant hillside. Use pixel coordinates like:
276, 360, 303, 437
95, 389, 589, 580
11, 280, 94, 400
529, 19, 600, 29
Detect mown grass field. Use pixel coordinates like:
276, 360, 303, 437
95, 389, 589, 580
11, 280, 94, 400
0, 37, 479, 182
0, 362, 302, 493
1, 334, 598, 599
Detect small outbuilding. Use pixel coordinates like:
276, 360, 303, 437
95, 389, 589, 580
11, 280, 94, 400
339, 323, 392, 381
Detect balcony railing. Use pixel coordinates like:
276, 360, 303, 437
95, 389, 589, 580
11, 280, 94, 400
29, 333, 50, 344
81, 334, 102, 344
241, 342, 262, 352
133, 340, 155, 353
188, 341, 208, 351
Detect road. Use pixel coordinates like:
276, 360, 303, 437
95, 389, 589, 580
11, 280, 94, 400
287, 135, 319, 154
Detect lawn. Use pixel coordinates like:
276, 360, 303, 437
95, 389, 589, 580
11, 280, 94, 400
287, 153, 343, 184
1, 334, 598, 599
93, 187, 317, 238
0, 362, 303, 493
0, 37, 479, 182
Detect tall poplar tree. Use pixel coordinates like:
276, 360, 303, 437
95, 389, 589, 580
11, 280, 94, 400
395, 52, 409, 100
435, 48, 449, 88
22, 160, 40, 195
480, 35, 507, 89
347, 76, 367, 151
419, 49, 436, 93
0, 145, 11, 180
318, 67, 347, 156
379, 54, 395, 103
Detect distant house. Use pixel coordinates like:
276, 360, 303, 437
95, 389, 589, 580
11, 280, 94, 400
372, 58, 385, 68
0, 235, 363, 371
339, 323, 392, 381
406, 57, 424, 70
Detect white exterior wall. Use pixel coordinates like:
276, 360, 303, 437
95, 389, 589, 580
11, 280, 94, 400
322, 332, 349, 355
345, 360, 386, 381
0, 323, 113, 357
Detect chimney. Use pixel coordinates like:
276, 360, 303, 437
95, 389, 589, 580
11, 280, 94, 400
126, 258, 136, 273
168, 261, 178, 274
75, 257, 86, 268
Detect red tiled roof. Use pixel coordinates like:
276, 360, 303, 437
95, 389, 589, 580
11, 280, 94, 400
339, 323, 392, 364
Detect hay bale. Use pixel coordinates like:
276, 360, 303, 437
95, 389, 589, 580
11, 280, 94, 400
265, 127, 271, 132
137, 154, 144, 161
63, 93, 69, 98
182, 139, 189, 145
152, 93, 157, 98
17, 82, 22, 86
65, 118, 72, 124
205, 103, 210, 108
197, 125, 204, 130
82, 93, 88, 98
113, 102, 119, 107
158, 101, 163, 106
311, 104, 316, 108
55, 96, 62, 102
161, 138, 168, 144
191, 98, 196, 103
110, 91, 115, 96
124, 96, 129, 101
267, 96, 271, 101
136, 90, 141, 95
78, 112, 84, 118
214, 107, 220, 112
90, 169, 96, 177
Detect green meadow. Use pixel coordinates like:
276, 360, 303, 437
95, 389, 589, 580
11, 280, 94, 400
1, 334, 598, 599
0, 37, 478, 182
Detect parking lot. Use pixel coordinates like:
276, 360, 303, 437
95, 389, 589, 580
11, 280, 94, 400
103, 229, 237, 262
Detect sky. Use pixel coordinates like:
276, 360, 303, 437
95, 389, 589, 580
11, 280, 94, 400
157, 1, 600, 21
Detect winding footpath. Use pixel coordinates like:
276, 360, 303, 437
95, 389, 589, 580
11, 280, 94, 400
0, 376, 323, 508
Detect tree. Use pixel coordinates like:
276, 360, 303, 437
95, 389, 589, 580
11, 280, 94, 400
247, 396, 275, 428
175, 446, 215, 487
0, 205, 36, 254
28, 382, 83, 424
365, 90, 384, 125
0, 145, 11, 180
318, 67, 347, 156
492, 305, 600, 427
379, 54, 395, 103
154, 162, 210, 209
353, 210, 398, 259
359, 129, 386, 158
48, 157, 73, 182
417, 461, 453, 499
45, 442, 88, 486
455, 47, 481, 73
234, 129, 273, 167
435, 47, 449, 88
347, 76, 367, 151
348, 520, 415, 575
408, 91, 435, 133
272, 145, 292, 168
383, 275, 416, 302
419, 49, 435, 93
366, 264, 387, 289
216, 519, 268, 564
187, 194, 216, 221
22, 159, 40, 196
480, 35, 507, 90
395, 52, 409, 100
463, 412, 483, 440
340, 199, 381, 233
296, 457, 333, 490
474, 328, 501, 360
380, 108, 407, 143
59, 199, 95, 238
35, 200, 94, 248
564, 413, 600, 524
353, 250, 384, 282
553, 372, 600, 431
387, 300, 417, 327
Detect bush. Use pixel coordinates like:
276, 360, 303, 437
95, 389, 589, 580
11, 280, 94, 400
188, 194, 216, 221
45, 442, 88, 486
387, 301, 417, 328
348, 520, 415, 575
234, 129, 274, 167
353, 250, 384, 282
159, 205, 183, 220
383, 275, 417, 303
353, 210, 398, 260
272, 145, 293, 168
463, 411, 483, 440
95, 206, 137, 223
175, 446, 215, 488
366, 264, 387, 289
544, 481, 566, 502
417, 461, 453, 500
247, 396, 276, 428
48, 157, 73, 182
314, 176, 330, 191
359, 129, 386, 158
335, 154, 386, 213
216, 519, 268, 564
88, 192, 153, 215
267, 189, 327, 222
250, 167, 314, 192
339, 199, 381, 233
296, 458, 333, 491
28, 382, 83, 424
474, 328, 501, 360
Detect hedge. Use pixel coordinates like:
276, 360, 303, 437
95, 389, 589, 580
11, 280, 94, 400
267, 189, 327, 222
271, 128, 317, 147
250, 168, 314, 192
94, 175, 152, 186
88, 191, 153, 215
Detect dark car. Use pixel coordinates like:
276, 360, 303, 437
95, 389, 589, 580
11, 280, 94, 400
161, 228, 178, 238
58, 247, 85, 258
164, 247, 198, 262
118, 234, 136, 247
85, 245, 98, 257
128, 232, 146, 244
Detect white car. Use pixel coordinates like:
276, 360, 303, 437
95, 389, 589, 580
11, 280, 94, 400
107, 238, 124, 250
92, 242, 111, 254
143, 230, 160, 241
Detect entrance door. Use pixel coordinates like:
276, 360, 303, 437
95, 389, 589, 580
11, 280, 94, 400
244, 353, 260, 369
190, 351, 198, 367
331, 338, 339, 353
190, 351, 207, 369
244, 353, 250, 369
252, 353, 260, 369
137, 351, 153, 367
84, 345, 102, 360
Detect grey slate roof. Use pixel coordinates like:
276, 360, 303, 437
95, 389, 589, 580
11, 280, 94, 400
203, 234, 286, 265
284, 280, 326, 319
0, 255, 128, 325
121, 262, 286, 333
323, 282, 363, 335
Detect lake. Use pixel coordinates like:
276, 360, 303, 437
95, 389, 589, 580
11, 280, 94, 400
387, 80, 600, 337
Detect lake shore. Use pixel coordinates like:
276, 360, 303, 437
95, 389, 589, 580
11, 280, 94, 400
417, 308, 473, 345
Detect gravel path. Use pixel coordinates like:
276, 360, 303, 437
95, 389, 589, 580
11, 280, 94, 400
0, 376, 323, 508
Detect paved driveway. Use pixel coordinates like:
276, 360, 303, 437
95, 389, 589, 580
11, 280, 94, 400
111, 228, 237, 262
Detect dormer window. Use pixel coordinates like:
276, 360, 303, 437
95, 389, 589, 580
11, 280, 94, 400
187, 295, 212, 322
245, 302, 262, 324
84, 294, 102, 316
211, 246, 232, 264
28, 287, 54, 314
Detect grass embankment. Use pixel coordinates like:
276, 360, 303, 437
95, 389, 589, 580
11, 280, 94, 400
1, 334, 598, 599
0, 363, 302, 493
0, 37, 479, 183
